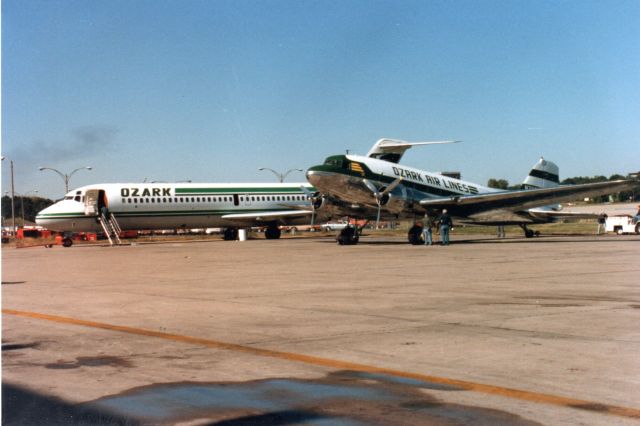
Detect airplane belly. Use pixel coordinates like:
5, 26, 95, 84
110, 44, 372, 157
35, 216, 102, 232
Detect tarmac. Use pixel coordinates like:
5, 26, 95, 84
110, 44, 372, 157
2, 233, 640, 425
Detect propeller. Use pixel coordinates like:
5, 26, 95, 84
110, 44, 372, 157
300, 186, 323, 226
362, 177, 403, 228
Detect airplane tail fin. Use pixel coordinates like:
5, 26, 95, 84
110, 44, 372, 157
522, 157, 560, 189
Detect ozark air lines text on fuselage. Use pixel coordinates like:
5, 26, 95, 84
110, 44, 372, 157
36, 182, 323, 241
390, 164, 480, 195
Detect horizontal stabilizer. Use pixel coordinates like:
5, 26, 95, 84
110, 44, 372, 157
367, 138, 460, 164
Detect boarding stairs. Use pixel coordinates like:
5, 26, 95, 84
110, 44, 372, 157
98, 212, 123, 246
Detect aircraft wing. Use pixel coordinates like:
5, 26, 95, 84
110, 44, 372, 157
221, 210, 312, 224
419, 180, 638, 213
525, 208, 600, 220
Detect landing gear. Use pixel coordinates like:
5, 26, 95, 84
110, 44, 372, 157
408, 225, 424, 245
223, 228, 238, 241
337, 225, 359, 245
265, 225, 282, 240
519, 224, 540, 238
62, 237, 73, 247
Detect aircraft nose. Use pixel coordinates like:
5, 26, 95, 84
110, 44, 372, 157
305, 168, 322, 186
35, 205, 53, 227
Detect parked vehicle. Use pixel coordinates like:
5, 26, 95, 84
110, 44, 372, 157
605, 215, 639, 235
321, 221, 349, 232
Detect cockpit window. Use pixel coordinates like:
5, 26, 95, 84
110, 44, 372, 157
323, 155, 347, 169
74, 196, 81, 202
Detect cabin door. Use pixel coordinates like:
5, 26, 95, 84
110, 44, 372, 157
84, 189, 101, 216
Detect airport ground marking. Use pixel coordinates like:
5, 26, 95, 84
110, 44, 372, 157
4, 308, 640, 419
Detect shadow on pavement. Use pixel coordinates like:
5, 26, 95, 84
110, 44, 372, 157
2, 382, 138, 426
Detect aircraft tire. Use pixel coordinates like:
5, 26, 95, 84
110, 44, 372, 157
265, 226, 281, 239
337, 226, 358, 245
408, 225, 424, 245
636, 223, 640, 235
525, 229, 534, 238
62, 238, 73, 248
223, 228, 238, 241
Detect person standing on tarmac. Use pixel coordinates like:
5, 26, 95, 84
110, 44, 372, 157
438, 209, 453, 246
596, 213, 607, 235
423, 214, 433, 246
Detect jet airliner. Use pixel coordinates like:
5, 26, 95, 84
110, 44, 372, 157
36, 182, 329, 246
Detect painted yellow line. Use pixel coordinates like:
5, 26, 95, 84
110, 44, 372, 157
4, 308, 639, 419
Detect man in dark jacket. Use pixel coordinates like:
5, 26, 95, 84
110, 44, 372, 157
439, 209, 453, 246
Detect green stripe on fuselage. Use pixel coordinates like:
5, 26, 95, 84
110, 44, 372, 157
175, 187, 312, 195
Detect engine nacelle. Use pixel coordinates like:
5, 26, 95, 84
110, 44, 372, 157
380, 185, 411, 214
310, 191, 325, 210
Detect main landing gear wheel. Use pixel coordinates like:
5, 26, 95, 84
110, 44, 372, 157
337, 225, 359, 245
265, 226, 282, 240
223, 228, 238, 241
520, 225, 539, 238
408, 225, 424, 245
62, 237, 73, 247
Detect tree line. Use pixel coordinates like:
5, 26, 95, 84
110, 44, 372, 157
1, 195, 54, 225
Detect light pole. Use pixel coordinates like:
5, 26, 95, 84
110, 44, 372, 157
39, 166, 92, 194
1, 157, 16, 236
13, 190, 38, 227
258, 167, 303, 183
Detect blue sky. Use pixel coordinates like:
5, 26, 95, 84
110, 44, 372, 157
2, 0, 639, 199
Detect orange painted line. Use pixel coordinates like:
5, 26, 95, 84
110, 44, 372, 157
4, 308, 640, 419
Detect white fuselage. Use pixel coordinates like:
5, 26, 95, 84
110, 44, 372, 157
36, 182, 314, 232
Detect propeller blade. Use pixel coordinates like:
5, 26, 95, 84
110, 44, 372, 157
300, 185, 314, 197
361, 179, 380, 198
380, 177, 403, 197
375, 203, 382, 229
301, 185, 320, 227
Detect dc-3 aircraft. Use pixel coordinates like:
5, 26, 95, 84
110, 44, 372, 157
305, 138, 639, 245
36, 182, 325, 246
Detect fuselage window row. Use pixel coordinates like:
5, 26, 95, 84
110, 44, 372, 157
118, 194, 305, 206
